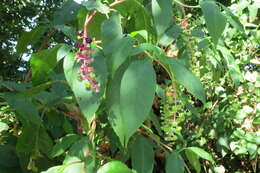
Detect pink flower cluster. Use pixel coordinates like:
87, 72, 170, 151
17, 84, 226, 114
75, 42, 100, 92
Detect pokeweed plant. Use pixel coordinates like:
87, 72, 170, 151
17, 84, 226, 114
0, 0, 252, 172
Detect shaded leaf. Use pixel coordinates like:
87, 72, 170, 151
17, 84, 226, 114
16, 26, 46, 55
54, 25, 77, 41
218, 46, 242, 86
51, 134, 80, 158
30, 44, 63, 85
185, 149, 201, 173
159, 24, 182, 46
200, 1, 227, 45
131, 136, 154, 173
166, 152, 184, 173
169, 59, 206, 103
4, 93, 42, 125
151, 0, 173, 38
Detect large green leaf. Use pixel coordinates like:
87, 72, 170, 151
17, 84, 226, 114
166, 152, 184, 173
97, 161, 133, 173
185, 149, 201, 173
200, 1, 227, 45
159, 24, 182, 47
108, 58, 156, 146
218, 46, 242, 86
30, 44, 63, 85
151, 0, 173, 38
131, 136, 154, 173
101, 13, 134, 76
63, 51, 107, 123
186, 147, 214, 163
16, 26, 47, 55
51, 134, 80, 158
169, 59, 206, 103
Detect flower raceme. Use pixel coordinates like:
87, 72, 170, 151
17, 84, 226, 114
75, 39, 100, 92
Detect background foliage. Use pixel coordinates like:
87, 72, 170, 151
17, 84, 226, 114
0, 0, 259, 173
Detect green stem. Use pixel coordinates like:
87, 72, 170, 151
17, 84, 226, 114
172, 0, 200, 8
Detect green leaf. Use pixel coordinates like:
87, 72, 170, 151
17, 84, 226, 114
17, 81, 53, 97
166, 152, 184, 173
82, 0, 109, 14
63, 51, 107, 123
63, 136, 93, 163
186, 147, 214, 163
219, 4, 245, 34
41, 166, 61, 173
4, 93, 42, 125
218, 46, 242, 86
101, 13, 134, 76
109, 58, 156, 146
169, 59, 206, 103
38, 126, 54, 157
97, 161, 133, 173
200, 1, 227, 45
53, 1, 81, 25
131, 136, 154, 173
57, 44, 73, 62
16, 26, 46, 55
159, 24, 182, 47
185, 149, 201, 173
151, 0, 173, 38
54, 25, 77, 41
51, 134, 80, 158
0, 145, 19, 167
16, 124, 39, 153
30, 44, 63, 85
0, 122, 9, 133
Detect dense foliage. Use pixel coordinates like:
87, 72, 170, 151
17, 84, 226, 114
0, 0, 259, 173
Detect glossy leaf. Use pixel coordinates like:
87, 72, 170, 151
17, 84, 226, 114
186, 147, 214, 163
131, 136, 154, 173
109, 58, 156, 146
30, 44, 63, 85
51, 134, 80, 158
151, 0, 173, 38
166, 152, 184, 173
200, 1, 227, 45
169, 59, 206, 103
97, 161, 133, 173
63, 51, 107, 123
185, 149, 201, 173
218, 46, 242, 86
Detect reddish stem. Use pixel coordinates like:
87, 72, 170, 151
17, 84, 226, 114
82, 0, 127, 45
